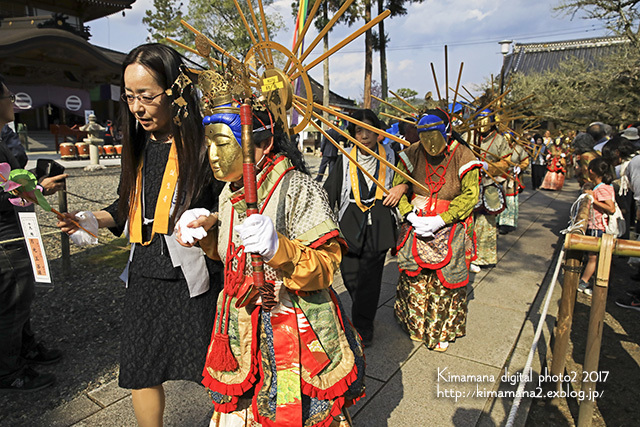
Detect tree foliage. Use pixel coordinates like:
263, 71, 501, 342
183, 0, 284, 59
508, 47, 640, 128
142, 0, 184, 45
554, 0, 640, 48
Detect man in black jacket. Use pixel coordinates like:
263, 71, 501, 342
0, 75, 67, 392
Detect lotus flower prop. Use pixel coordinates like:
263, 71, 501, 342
0, 162, 51, 211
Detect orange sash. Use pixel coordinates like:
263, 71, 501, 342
129, 141, 179, 245
349, 143, 387, 213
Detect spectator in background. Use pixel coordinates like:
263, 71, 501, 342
1, 124, 27, 167
588, 122, 609, 152
572, 132, 598, 186
104, 119, 114, 145
315, 122, 344, 182
621, 127, 640, 150
0, 74, 68, 392
579, 158, 615, 296
531, 133, 547, 190
324, 108, 405, 346
602, 135, 637, 240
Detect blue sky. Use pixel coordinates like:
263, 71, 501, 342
88, 0, 611, 102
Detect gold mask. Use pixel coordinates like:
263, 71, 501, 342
478, 115, 492, 134
419, 130, 447, 156
206, 123, 243, 182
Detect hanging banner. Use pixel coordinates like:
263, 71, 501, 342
18, 212, 52, 284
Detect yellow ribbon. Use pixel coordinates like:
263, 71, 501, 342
349, 143, 387, 213
129, 141, 179, 245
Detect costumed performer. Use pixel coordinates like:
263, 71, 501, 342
392, 108, 481, 352
323, 108, 406, 347
57, 44, 224, 427
540, 136, 567, 191
175, 80, 365, 426
496, 133, 529, 235
470, 110, 511, 269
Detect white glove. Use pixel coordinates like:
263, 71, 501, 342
69, 211, 99, 246
560, 153, 566, 158
234, 214, 279, 262
407, 212, 445, 238
513, 166, 521, 175
480, 161, 489, 171
174, 208, 210, 245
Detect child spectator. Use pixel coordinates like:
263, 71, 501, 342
579, 157, 616, 295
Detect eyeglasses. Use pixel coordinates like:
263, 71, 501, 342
121, 92, 165, 105
0, 94, 15, 103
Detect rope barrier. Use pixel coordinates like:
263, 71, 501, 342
505, 246, 566, 427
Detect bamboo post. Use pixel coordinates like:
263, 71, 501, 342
58, 183, 70, 273
577, 232, 613, 427
550, 196, 590, 391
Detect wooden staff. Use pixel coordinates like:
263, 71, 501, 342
451, 62, 464, 114
430, 63, 443, 101
294, 98, 432, 195
389, 90, 418, 112
239, 103, 275, 312
372, 95, 414, 118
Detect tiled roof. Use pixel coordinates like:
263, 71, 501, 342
299, 75, 358, 110
502, 35, 630, 77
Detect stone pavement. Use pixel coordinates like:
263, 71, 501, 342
35, 143, 581, 426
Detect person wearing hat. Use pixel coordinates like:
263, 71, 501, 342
392, 108, 481, 352
621, 127, 640, 150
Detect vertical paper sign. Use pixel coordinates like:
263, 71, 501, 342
18, 212, 52, 283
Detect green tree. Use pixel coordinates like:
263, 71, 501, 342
373, 0, 424, 103
184, 0, 284, 59
509, 48, 640, 128
554, 0, 640, 48
142, 0, 184, 44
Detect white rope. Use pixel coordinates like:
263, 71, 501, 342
505, 246, 565, 426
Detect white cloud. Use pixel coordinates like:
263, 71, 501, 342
87, 0, 611, 101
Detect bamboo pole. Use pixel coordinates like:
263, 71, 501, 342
372, 95, 414, 118
294, 98, 431, 195
444, 45, 449, 108
285, 0, 324, 74
451, 62, 464, 114
577, 233, 614, 427
389, 90, 418, 112
302, 112, 389, 195
430, 63, 442, 101
293, 0, 357, 67
290, 10, 391, 80
550, 197, 591, 397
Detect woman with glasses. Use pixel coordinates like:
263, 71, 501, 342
57, 44, 223, 426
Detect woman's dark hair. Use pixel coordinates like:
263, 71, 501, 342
347, 109, 382, 137
533, 133, 543, 143
117, 43, 210, 224
0, 74, 6, 93
253, 108, 308, 174
601, 135, 636, 165
588, 157, 613, 184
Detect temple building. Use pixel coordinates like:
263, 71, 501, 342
0, 0, 135, 130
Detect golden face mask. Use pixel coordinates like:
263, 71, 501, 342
206, 123, 243, 182
478, 115, 492, 134
419, 130, 447, 156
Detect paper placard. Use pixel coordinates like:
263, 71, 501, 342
18, 212, 51, 283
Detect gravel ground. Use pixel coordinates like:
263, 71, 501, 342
2, 166, 126, 427
1, 154, 322, 426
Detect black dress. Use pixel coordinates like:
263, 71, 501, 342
105, 140, 224, 389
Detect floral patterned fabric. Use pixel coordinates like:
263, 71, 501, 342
497, 194, 519, 228
394, 270, 467, 348
474, 213, 497, 265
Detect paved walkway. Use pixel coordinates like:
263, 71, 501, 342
27, 131, 581, 426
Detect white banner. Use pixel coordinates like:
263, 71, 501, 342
18, 212, 52, 284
